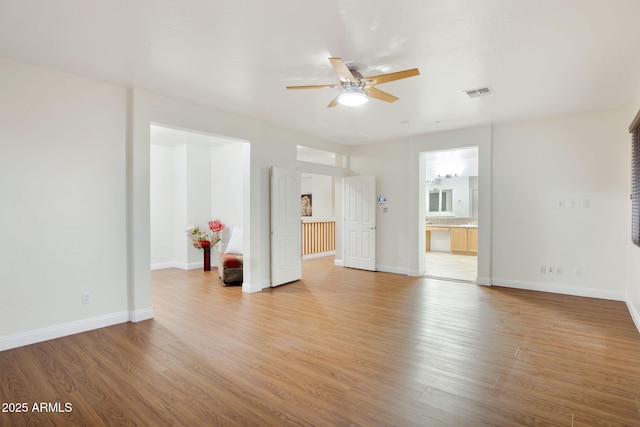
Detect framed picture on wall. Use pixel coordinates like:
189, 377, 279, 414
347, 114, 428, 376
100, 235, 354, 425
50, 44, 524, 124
301, 194, 312, 216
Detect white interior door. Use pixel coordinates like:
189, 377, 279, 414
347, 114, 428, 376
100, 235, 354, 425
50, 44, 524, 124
345, 175, 376, 271
271, 167, 302, 286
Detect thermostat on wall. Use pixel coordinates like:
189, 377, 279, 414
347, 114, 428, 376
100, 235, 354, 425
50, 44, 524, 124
378, 197, 387, 204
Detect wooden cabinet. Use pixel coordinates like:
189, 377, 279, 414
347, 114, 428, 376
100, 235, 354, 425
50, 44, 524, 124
467, 228, 478, 254
450, 228, 468, 252
451, 227, 478, 255
426, 225, 478, 254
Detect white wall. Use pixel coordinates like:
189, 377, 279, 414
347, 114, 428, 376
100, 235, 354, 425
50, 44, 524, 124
211, 142, 245, 250
451, 177, 470, 218
301, 173, 334, 221
185, 145, 212, 265
302, 176, 312, 194
492, 109, 629, 299
173, 145, 189, 265
150, 144, 175, 267
0, 57, 129, 348
351, 110, 630, 301
348, 137, 414, 274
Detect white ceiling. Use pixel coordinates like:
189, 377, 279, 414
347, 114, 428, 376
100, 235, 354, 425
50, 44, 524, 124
2, 0, 640, 145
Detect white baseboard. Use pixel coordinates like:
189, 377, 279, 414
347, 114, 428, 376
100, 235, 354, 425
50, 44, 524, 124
407, 269, 423, 277
334, 259, 344, 267
151, 261, 219, 271
491, 278, 625, 301
0, 311, 130, 352
377, 264, 409, 275
151, 262, 176, 270
245, 281, 266, 293
302, 251, 335, 261
184, 262, 203, 270
477, 276, 492, 286
129, 307, 154, 322
151, 261, 192, 270
625, 299, 640, 335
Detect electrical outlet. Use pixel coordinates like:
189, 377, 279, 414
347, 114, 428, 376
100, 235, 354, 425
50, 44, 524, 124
540, 265, 546, 274
82, 292, 91, 304
556, 266, 563, 275
548, 266, 554, 274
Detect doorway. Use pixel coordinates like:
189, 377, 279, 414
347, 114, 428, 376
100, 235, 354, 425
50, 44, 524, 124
149, 123, 248, 275
423, 147, 479, 282
300, 172, 337, 262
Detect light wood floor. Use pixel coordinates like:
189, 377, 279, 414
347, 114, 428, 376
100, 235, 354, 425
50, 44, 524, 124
2, 257, 640, 426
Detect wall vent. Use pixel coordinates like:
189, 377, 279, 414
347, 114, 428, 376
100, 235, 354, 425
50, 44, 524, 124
464, 87, 493, 98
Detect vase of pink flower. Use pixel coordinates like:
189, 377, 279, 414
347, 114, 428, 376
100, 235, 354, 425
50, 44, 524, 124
186, 219, 225, 271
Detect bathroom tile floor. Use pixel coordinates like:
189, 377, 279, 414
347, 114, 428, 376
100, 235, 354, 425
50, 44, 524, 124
424, 251, 477, 282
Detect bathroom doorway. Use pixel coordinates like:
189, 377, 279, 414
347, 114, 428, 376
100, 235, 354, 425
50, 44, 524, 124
423, 147, 479, 282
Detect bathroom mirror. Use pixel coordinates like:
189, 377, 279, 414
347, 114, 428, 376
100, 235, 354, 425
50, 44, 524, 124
427, 176, 477, 218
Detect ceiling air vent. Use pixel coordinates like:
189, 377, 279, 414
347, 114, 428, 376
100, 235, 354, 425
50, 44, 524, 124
464, 87, 493, 98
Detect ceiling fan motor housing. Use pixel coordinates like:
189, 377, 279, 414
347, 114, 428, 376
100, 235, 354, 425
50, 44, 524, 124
348, 67, 365, 81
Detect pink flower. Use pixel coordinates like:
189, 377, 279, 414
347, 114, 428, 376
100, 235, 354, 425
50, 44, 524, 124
209, 219, 224, 233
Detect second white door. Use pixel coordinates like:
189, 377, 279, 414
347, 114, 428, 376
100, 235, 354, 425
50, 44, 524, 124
345, 175, 376, 271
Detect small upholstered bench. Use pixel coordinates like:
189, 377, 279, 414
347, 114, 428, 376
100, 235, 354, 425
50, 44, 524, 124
218, 252, 243, 286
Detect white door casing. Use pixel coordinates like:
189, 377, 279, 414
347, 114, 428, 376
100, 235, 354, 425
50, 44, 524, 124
345, 175, 376, 271
271, 167, 302, 286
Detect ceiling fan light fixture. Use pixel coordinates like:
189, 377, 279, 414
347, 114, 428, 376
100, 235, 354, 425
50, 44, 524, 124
286, 58, 419, 107
337, 91, 368, 107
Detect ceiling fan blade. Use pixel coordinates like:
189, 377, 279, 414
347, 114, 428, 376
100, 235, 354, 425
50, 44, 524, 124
286, 84, 340, 90
365, 68, 420, 86
367, 87, 399, 103
327, 95, 340, 108
329, 57, 357, 82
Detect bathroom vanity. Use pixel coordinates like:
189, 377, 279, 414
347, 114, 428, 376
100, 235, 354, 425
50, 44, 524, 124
426, 223, 477, 255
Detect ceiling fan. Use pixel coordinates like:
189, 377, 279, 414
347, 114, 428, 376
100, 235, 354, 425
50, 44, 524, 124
286, 57, 420, 107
